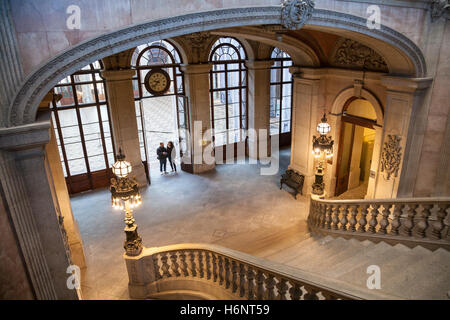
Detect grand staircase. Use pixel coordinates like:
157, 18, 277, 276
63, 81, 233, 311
260, 233, 450, 300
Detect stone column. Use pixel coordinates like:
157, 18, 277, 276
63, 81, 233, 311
288, 68, 322, 195
101, 69, 147, 186
180, 63, 215, 173
245, 60, 273, 160
374, 76, 432, 199
0, 114, 79, 299
46, 120, 86, 269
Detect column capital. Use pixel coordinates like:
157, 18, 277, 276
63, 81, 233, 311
180, 63, 212, 74
381, 76, 433, 94
0, 114, 51, 152
101, 68, 136, 81
245, 60, 273, 70
290, 67, 325, 80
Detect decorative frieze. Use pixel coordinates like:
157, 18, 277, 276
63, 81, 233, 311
331, 38, 388, 72
380, 134, 402, 180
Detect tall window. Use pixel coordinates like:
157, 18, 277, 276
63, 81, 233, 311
270, 48, 293, 136
209, 37, 247, 146
51, 61, 115, 194
131, 40, 188, 173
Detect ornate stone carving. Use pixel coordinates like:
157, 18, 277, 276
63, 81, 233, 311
179, 31, 213, 63
431, 0, 450, 20
281, 0, 315, 30
332, 38, 388, 72
380, 134, 402, 180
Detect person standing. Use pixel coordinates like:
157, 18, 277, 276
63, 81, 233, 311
157, 142, 168, 175
167, 141, 177, 173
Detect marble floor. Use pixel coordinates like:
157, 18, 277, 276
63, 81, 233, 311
71, 147, 310, 299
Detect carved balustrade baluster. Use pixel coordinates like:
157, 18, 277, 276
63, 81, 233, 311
332, 205, 340, 230
178, 251, 189, 277
403, 204, 418, 236
289, 282, 302, 300
189, 251, 197, 277
378, 203, 391, 234
390, 203, 403, 236
416, 204, 432, 238
239, 263, 246, 297
303, 285, 320, 300
152, 255, 162, 280
231, 260, 238, 293
160, 253, 171, 278
275, 277, 288, 300
218, 255, 224, 285
368, 204, 380, 233
319, 204, 326, 227
339, 205, 349, 231
205, 251, 211, 280
325, 204, 332, 229
212, 253, 218, 282
432, 204, 448, 239
197, 251, 204, 278
255, 270, 265, 300
358, 204, 369, 233
170, 251, 180, 277
321, 291, 338, 300
247, 266, 256, 300
224, 257, 231, 289
348, 205, 357, 232
264, 273, 276, 300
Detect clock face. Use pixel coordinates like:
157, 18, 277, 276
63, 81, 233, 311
144, 68, 171, 96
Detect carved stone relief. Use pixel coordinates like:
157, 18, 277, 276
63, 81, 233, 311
380, 134, 402, 180
178, 31, 214, 64
331, 38, 388, 72
431, 0, 450, 20
281, 0, 315, 30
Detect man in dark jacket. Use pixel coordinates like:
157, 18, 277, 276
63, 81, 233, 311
156, 142, 168, 175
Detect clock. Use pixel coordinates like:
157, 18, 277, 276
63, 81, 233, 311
144, 68, 171, 96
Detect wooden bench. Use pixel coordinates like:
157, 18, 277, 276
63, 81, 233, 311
280, 169, 305, 199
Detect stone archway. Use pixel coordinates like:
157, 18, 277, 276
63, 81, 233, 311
6, 7, 426, 127
329, 87, 384, 198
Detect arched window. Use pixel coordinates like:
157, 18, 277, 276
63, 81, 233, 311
270, 48, 293, 136
209, 37, 247, 146
51, 61, 116, 194
132, 40, 188, 175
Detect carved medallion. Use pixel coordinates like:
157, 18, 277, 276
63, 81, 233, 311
331, 38, 388, 72
281, 0, 315, 30
380, 135, 402, 180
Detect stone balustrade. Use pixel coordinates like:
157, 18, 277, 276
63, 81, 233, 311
124, 243, 398, 300
308, 197, 450, 251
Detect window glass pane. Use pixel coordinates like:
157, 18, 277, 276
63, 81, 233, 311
54, 86, 75, 106
213, 72, 226, 89
227, 103, 240, 118
68, 158, 87, 175
214, 119, 226, 133
270, 121, 280, 136
227, 89, 240, 104
227, 71, 240, 87
212, 91, 226, 105
282, 83, 292, 97
73, 73, 92, 83
97, 82, 106, 102
228, 116, 240, 130
88, 154, 106, 171
214, 104, 226, 120
283, 68, 291, 82
282, 107, 291, 123
75, 84, 96, 104
281, 120, 291, 133
271, 68, 281, 83
214, 132, 226, 146
228, 129, 240, 143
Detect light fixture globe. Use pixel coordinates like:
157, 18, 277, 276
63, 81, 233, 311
317, 114, 331, 135
112, 149, 132, 178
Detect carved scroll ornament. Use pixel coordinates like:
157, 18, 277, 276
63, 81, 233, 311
281, 0, 315, 30
380, 134, 402, 180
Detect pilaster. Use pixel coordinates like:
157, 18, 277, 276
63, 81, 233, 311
180, 63, 215, 173
245, 60, 273, 160
101, 69, 147, 186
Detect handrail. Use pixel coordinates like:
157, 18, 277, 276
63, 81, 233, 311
124, 243, 400, 300
308, 196, 450, 251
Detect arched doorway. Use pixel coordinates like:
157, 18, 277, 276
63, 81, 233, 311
335, 98, 378, 198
